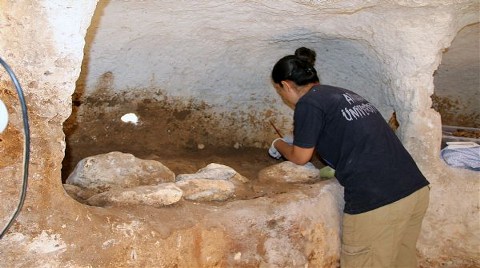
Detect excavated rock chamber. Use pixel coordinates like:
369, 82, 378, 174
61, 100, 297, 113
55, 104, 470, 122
433, 23, 480, 147
0, 1, 479, 267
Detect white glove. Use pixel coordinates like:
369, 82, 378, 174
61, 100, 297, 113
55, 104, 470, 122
268, 138, 282, 159
268, 137, 293, 160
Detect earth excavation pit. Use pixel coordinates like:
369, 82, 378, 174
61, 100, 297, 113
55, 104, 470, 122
62, 92, 333, 204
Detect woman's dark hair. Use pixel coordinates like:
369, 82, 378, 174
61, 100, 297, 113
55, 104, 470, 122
271, 47, 319, 86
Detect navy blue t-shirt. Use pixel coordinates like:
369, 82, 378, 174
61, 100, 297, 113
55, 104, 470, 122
293, 85, 429, 214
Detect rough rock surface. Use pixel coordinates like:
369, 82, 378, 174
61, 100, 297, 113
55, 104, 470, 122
2, 180, 345, 267
258, 161, 321, 184
176, 179, 235, 202
66, 151, 175, 192
86, 183, 183, 208
62, 184, 98, 202
175, 163, 244, 201
176, 163, 237, 181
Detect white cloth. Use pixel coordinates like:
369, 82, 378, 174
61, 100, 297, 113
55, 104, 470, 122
441, 142, 480, 171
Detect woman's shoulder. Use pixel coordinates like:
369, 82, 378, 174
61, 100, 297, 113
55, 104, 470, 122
298, 85, 343, 109
314, 84, 349, 93
313, 85, 367, 103
308, 84, 347, 100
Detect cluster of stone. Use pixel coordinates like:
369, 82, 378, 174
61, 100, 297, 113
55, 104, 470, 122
64, 152, 333, 208
64, 152, 250, 207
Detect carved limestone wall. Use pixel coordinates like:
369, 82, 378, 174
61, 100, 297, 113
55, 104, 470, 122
0, 1, 478, 267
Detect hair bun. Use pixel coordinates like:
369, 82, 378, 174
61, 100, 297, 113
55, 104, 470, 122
294, 47, 316, 66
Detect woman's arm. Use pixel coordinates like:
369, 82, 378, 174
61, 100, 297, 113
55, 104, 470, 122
274, 139, 315, 165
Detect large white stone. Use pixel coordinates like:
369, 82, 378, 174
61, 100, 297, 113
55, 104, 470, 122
176, 179, 235, 202
176, 163, 237, 182
86, 183, 183, 208
175, 163, 249, 201
66, 151, 175, 192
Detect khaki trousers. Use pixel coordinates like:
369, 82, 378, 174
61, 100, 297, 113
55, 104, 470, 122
340, 186, 430, 268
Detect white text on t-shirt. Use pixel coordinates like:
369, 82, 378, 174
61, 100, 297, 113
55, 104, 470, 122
341, 93, 378, 121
